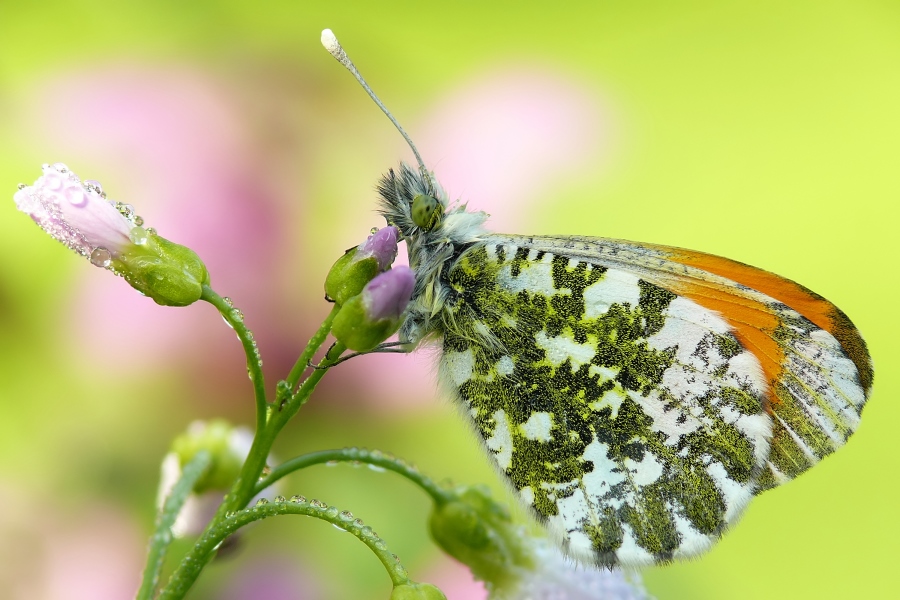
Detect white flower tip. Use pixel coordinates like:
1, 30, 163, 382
321, 29, 341, 56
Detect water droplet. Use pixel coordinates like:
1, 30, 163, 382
391, 553, 400, 563
255, 498, 269, 506
374, 540, 387, 550
119, 204, 135, 219
52, 162, 69, 173
394, 565, 408, 579
133, 215, 144, 226
17, 183, 26, 190
84, 179, 103, 194
222, 314, 234, 329
369, 449, 384, 460
223, 297, 234, 308
129, 226, 148, 245
146, 227, 157, 236
360, 526, 374, 538
261, 465, 272, 476
325, 460, 339, 467
274, 495, 286, 503
370, 226, 379, 235
367, 463, 386, 473
65, 186, 88, 207
324, 506, 339, 518
353, 518, 365, 528
225, 511, 235, 518
231, 308, 244, 322
89, 247, 111, 268
339, 510, 353, 521
290, 495, 307, 504
332, 523, 347, 532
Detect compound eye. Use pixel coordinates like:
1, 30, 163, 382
411, 194, 442, 231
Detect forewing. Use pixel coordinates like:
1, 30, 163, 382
437, 235, 870, 567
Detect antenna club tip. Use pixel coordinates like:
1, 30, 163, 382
321, 29, 341, 55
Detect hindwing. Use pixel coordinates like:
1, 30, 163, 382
436, 234, 871, 567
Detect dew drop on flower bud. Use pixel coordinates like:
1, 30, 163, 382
129, 226, 149, 245
65, 186, 88, 207
90, 247, 111, 268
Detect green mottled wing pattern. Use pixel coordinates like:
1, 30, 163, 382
436, 235, 869, 567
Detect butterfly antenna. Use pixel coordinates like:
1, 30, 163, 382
321, 29, 435, 192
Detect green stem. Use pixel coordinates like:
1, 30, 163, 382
157, 323, 346, 598
137, 450, 212, 600
253, 448, 452, 505
158, 498, 411, 599
201, 286, 267, 430
285, 304, 340, 391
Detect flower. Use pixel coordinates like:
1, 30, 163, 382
325, 226, 400, 305
15, 163, 209, 306
157, 420, 277, 537
429, 486, 652, 600
14, 162, 140, 265
331, 266, 415, 352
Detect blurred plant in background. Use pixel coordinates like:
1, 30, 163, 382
1, 2, 897, 600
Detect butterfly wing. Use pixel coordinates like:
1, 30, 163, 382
437, 234, 871, 567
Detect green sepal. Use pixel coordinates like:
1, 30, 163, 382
429, 485, 534, 589
390, 582, 447, 600
325, 248, 380, 306
171, 420, 243, 493
331, 293, 401, 352
113, 231, 209, 307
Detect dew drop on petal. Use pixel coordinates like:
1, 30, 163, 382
52, 162, 69, 173
129, 226, 148, 245
65, 186, 88, 207
133, 215, 144, 227
17, 183, 26, 190
90, 247, 111, 268
84, 179, 103, 194
370, 227, 379, 235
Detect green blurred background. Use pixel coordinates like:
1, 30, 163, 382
1, 1, 898, 598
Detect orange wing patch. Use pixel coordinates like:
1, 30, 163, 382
654, 245, 873, 395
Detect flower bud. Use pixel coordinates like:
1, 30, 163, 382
429, 485, 653, 600
331, 266, 415, 352
390, 582, 447, 600
428, 485, 531, 590
14, 163, 209, 306
159, 420, 279, 537
325, 226, 398, 305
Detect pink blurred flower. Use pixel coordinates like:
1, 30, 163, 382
22, 64, 308, 392
329, 66, 611, 409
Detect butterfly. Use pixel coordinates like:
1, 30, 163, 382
322, 29, 873, 568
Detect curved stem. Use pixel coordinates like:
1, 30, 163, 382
157, 497, 411, 599
253, 448, 452, 505
285, 305, 340, 391
201, 286, 267, 430
137, 450, 211, 600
